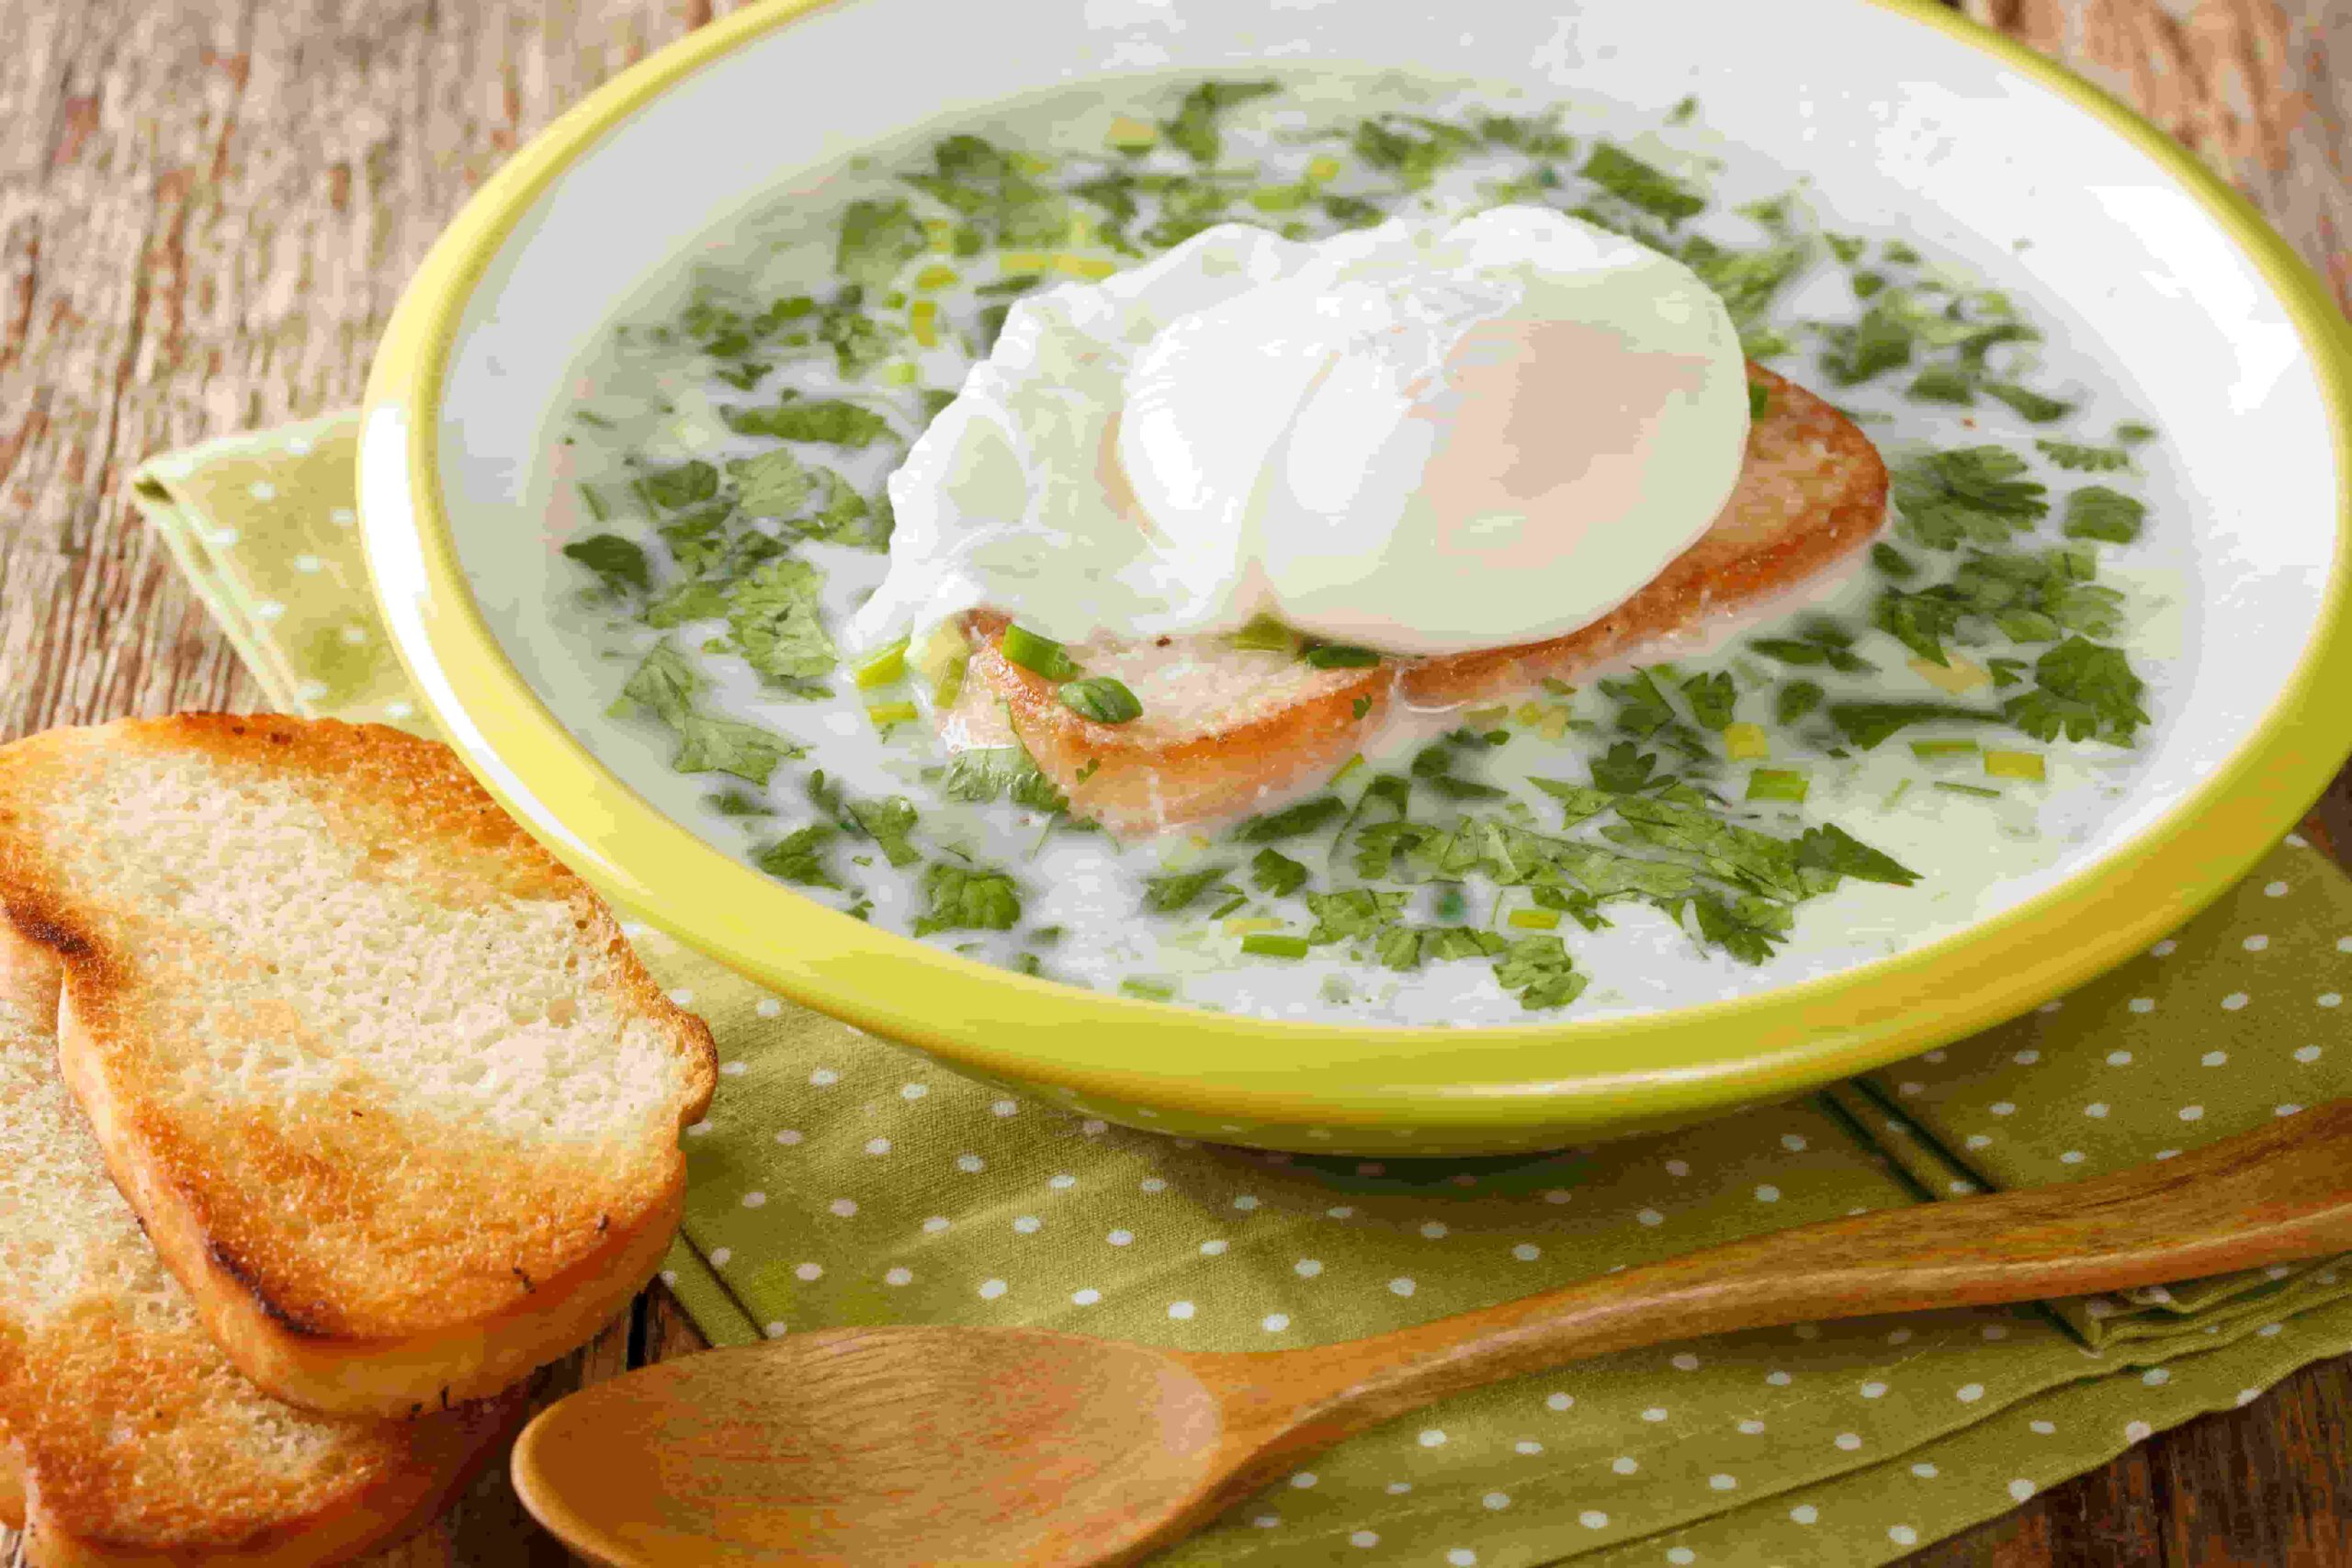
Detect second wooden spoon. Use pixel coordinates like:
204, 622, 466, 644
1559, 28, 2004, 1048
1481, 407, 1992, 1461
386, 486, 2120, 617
514, 1101, 2352, 1567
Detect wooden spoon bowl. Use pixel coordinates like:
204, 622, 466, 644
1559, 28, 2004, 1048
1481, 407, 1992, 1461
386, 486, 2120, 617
515, 1101, 2352, 1566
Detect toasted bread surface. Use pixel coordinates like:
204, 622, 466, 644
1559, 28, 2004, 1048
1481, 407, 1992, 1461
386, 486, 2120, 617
962, 363, 1883, 834
0, 953, 515, 1567
0, 715, 717, 1416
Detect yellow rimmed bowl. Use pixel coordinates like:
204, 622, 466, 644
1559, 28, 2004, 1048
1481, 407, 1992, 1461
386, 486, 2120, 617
360, 0, 2352, 1156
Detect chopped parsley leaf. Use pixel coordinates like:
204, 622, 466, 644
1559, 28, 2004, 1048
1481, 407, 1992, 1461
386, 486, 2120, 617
1162, 80, 1278, 164
1493, 935, 1587, 1009
1826, 701, 2001, 750
755, 823, 845, 889
1235, 796, 1346, 841
1142, 866, 1234, 914
1793, 824, 1919, 886
561, 534, 651, 597
1250, 847, 1309, 897
725, 397, 896, 447
2002, 637, 2148, 745
727, 558, 837, 682
2064, 485, 2148, 545
2036, 439, 2132, 472
1582, 143, 1705, 221
912, 862, 1023, 934
1892, 446, 2049, 550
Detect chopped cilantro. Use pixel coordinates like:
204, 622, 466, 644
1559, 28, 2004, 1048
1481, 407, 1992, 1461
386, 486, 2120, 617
708, 789, 775, 817
729, 449, 812, 518
936, 746, 1068, 814
639, 461, 719, 511
1250, 847, 1309, 897
1826, 701, 2000, 750
2064, 485, 2147, 544
755, 823, 844, 889
845, 795, 922, 867
643, 579, 730, 629
725, 397, 896, 447
1816, 301, 1914, 385
1983, 381, 2075, 423
2001, 637, 2148, 745
611, 640, 700, 726
673, 714, 801, 785
1683, 890, 1794, 964
1162, 80, 1278, 163
1304, 888, 1409, 945
1590, 740, 1666, 795
912, 862, 1023, 934
2037, 439, 2132, 472
1871, 541, 1918, 580
1235, 796, 1346, 841
836, 198, 930, 289
1493, 935, 1587, 1009
1353, 113, 1478, 187
1892, 447, 2049, 550
1582, 143, 1705, 221
561, 534, 651, 597
1793, 824, 1919, 886
1775, 681, 1826, 726
727, 558, 837, 682
1679, 671, 1737, 730
1530, 778, 1614, 826
1142, 866, 1234, 914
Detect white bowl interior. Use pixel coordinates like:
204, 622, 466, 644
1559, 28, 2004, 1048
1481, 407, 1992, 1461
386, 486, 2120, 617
422, 0, 2335, 1013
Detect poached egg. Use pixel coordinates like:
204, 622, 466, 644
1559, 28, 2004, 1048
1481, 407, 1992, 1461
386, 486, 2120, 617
850, 205, 1749, 658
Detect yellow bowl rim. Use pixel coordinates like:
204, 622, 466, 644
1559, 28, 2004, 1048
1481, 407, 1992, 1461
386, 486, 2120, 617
359, 0, 2352, 1137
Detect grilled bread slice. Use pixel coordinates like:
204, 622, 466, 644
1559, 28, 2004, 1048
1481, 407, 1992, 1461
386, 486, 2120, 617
964, 363, 1885, 835
0, 942, 518, 1568
0, 716, 717, 1418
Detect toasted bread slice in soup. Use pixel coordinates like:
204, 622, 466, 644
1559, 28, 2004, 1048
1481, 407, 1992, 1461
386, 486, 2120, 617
0, 716, 718, 1419
964, 364, 1885, 835
0, 939, 519, 1568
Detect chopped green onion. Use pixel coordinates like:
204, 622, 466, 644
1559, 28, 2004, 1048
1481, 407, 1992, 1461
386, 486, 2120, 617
1935, 781, 2002, 798
1227, 614, 1303, 654
933, 658, 967, 710
1908, 739, 1981, 760
1120, 976, 1176, 1000
1508, 908, 1562, 931
1058, 675, 1143, 725
1333, 753, 1365, 784
865, 701, 919, 727
852, 637, 910, 690
1746, 767, 1811, 804
1304, 643, 1381, 669
1001, 624, 1083, 680
1240, 933, 1311, 959
1722, 721, 1770, 761
1984, 749, 2046, 781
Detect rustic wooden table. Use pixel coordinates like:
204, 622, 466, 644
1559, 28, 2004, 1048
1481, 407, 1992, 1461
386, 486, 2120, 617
1, 1, 2346, 1562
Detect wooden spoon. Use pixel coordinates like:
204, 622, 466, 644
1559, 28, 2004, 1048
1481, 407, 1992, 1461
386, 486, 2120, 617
514, 1101, 2352, 1567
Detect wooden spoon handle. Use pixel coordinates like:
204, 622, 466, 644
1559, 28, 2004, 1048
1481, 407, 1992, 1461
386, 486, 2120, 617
1234, 1101, 2352, 1450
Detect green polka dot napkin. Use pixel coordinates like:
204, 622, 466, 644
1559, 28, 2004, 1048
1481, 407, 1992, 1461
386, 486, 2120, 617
133, 416, 2352, 1567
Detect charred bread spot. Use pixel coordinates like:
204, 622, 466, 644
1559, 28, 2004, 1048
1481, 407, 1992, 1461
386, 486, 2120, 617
206, 1238, 331, 1339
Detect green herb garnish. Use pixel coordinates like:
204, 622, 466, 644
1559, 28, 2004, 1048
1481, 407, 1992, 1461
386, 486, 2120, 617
1059, 675, 1143, 724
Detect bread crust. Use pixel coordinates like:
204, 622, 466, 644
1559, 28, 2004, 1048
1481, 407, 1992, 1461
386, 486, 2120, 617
0, 934, 525, 1567
0, 715, 716, 1419
961, 364, 1884, 835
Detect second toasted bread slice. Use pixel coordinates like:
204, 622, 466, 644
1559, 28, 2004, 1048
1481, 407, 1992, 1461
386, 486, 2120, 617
0, 939, 519, 1567
965, 364, 1885, 835
0, 716, 717, 1418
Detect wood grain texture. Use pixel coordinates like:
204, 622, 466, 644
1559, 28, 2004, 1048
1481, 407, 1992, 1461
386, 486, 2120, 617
0, 0, 2345, 1563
